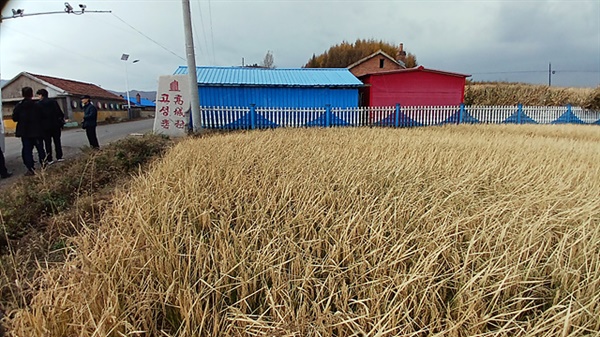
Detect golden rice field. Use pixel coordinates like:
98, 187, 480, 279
8, 124, 600, 336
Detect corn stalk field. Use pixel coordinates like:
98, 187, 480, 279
465, 83, 599, 109
8, 125, 600, 336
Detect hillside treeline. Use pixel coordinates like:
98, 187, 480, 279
465, 83, 600, 109
304, 38, 417, 68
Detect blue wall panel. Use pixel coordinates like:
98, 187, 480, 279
198, 86, 358, 108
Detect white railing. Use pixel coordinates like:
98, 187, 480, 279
199, 105, 600, 129
256, 107, 326, 127
201, 106, 250, 128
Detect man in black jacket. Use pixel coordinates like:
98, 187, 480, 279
12, 87, 46, 175
81, 95, 99, 149
36, 89, 65, 164
0, 147, 12, 179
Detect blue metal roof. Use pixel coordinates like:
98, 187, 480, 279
124, 96, 155, 108
174, 66, 363, 87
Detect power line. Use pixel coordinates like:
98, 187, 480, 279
472, 70, 600, 75
193, 0, 212, 64
190, 1, 205, 61
207, 0, 216, 64
3, 25, 120, 72
111, 13, 185, 61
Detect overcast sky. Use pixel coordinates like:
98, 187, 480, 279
1, 0, 598, 92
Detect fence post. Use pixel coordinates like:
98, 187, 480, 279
395, 103, 400, 128
517, 103, 523, 124
250, 104, 256, 130
325, 104, 331, 127
459, 103, 465, 124
567, 104, 572, 124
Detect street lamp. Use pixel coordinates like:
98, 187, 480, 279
121, 54, 139, 119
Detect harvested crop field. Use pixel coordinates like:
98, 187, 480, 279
464, 83, 599, 108
8, 124, 600, 336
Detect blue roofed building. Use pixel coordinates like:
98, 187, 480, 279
173, 66, 363, 108
122, 92, 156, 109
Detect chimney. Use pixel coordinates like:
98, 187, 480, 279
397, 43, 407, 63
136, 92, 141, 104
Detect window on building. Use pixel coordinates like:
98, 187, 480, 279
379, 59, 385, 68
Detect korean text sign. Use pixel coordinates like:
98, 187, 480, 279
153, 75, 191, 137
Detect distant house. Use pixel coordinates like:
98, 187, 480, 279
121, 92, 156, 118
174, 66, 363, 108
1, 72, 126, 132
347, 45, 408, 78
359, 66, 471, 107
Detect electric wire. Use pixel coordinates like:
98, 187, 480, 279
472, 70, 600, 75
193, 0, 212, 64
190, 1, 206, 62
111, 13, 185, 61
207, 0, 217, 64
2, 25, 120, 72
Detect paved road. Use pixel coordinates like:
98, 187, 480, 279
1, 118, 154, 184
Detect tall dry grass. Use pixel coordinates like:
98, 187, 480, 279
464, 83, 599, 108
8, 125, 600, 336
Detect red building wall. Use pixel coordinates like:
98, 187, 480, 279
361, 67, 468, 107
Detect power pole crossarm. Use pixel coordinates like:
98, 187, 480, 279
1, 10, 111, 21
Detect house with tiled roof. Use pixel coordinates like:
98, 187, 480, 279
1, 72, 127, 132
347, 47, 407, 78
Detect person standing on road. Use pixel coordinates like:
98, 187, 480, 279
36, 89, 65, 164
0, 147, 12, 179
12, 86, 47, 175
81, 95, 99, 149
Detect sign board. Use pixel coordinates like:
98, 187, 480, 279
153, 75, 191, 137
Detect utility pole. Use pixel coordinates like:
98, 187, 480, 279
548, 62, 556, 86
182, 0, 202, 133
0, 3, 111, 151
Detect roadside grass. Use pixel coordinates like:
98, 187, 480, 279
0, 134, 173, 242
6, 125, 600, 336
0, 134, 174, 332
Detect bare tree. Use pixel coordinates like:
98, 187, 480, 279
262, 50, 275, 69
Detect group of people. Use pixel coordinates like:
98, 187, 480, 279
0, 87, 99, 178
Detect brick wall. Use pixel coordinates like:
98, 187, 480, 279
349, 57, 403, 77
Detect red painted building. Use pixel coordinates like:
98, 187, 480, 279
359, 66, 470, 106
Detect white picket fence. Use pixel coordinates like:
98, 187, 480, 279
198, 105, 600, 129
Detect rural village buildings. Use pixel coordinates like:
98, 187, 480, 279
173, 44, 469, 109
1, 43, 471, 133
359, 66, 470, 107
173, 66, 363, 108
122, 92, 156, 118
347, 44, 470, 107
1, 72, 126, 133
347, 49, 406, 78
